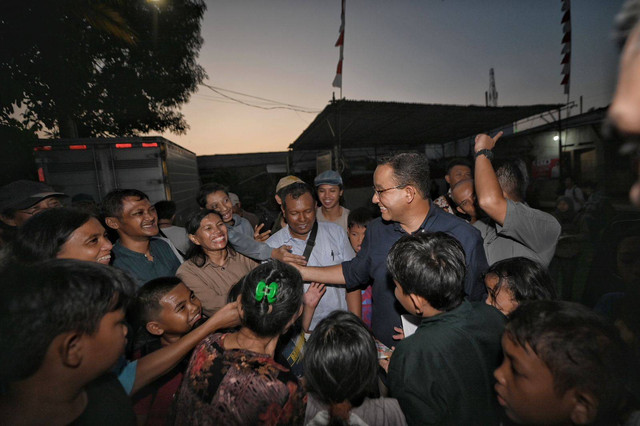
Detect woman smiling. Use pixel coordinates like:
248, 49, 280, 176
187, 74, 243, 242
177, 210, 257, 316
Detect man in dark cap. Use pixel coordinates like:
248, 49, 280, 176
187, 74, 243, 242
0, 180, 65, 227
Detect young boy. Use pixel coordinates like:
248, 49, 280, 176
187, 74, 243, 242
131, 277, 239, 425
0, 259, 137, 425
494, 300, 632, 426
347, 207, 374, 328
385, 232, 506, 426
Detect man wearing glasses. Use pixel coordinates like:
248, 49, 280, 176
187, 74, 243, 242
293, 152, 488, 348
0, 180, 66, 246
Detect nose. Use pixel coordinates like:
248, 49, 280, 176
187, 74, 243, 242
372, 192, 379, 203
101, 237, 113, 251
494, 361, 506, 384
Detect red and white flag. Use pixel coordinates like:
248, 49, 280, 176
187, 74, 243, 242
332, 0, 345, 88
560, 0, 571, 96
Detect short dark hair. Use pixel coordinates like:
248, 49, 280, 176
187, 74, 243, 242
134, 276, 183, 329
238, 259, 303, 338
304, 311, 378, 411
279, 182, 314, 210
184, 209, 232, 267
0, 259, 135, 382
445, 157, 472, 174
387, 232, 466, 311
495, 160, 526, 201
154, 200, 177, 220
486, 257, 557, 305
506, 300, 631, 424
102, 189, 149, 218
197, 183, 228, 209
12, 207, 92, 262
347, 207, 374, 229
379, 152, 431, 199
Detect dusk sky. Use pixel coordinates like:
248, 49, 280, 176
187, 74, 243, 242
153, 0, 624, 155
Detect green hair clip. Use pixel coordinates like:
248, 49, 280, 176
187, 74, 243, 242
255, 281, 278, 304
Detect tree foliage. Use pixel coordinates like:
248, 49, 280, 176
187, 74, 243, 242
0, 1, 207, 137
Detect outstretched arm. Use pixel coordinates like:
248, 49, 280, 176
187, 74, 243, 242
295, 264, 346, 285
301, 283, 326, 332
130, 302, 239, 395
474, 131, 508, 225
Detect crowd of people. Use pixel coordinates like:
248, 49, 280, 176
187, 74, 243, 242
1, 1, 640, 424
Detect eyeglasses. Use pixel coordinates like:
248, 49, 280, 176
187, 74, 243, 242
19, 198, 62, 216
372, 185, 404, 197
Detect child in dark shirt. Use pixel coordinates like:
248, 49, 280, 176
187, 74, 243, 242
385, 232, 505, 426
494, 300, 634, 426
0, 260, 136, 425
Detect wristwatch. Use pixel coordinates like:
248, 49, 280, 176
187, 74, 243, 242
475, 149, 494, 161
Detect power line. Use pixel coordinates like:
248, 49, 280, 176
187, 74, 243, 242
199, 83, 321, 113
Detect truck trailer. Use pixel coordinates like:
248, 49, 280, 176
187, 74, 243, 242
33, 137, 200, 223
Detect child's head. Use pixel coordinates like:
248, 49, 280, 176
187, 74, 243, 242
304, 311, 378, 411
0, 259, 135, 384
347, 207, 374, 253
494, 300, 630, 425
135, 277, 203, 342
387, 232, 466, 314
484, 257, 556, 316
238, 259, 303, 338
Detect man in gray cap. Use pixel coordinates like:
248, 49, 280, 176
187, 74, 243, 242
0, 180, 65, 227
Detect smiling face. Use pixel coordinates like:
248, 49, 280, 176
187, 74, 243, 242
190, 213, 228, 253
283, 191, 316, 240
317, 184, 342, 210
494, 334, 575, 425
57, 217, 113, 265
372, 164, 406, 222
205, 191, 234, 223
154, 283, 203, 338
109, 196, 158, 238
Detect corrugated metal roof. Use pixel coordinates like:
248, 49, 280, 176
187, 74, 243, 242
289, 100, 562, 150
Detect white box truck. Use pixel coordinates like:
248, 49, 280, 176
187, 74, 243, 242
33, 136, 200, 223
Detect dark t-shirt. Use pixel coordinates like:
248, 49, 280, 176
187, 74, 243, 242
342, 204, 489, 347
72, 373, 136, 426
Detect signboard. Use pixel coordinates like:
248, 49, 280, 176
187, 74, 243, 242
531, 158, 560, 179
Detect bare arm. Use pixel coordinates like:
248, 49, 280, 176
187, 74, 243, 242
296, 264, 346, 285
130, 302, 239, 395
301, 283, 326, 332
346, 289, 362, 318
474, 131, 508, 225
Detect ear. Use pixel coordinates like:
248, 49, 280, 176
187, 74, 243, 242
408, 293, 426, 315
0, 214, 16, 227
188, 233, 201, 246
146, 321, 164, 336
444, 175, 451, 185
275, 194, 282, 205
60, 332, 84, 368
104, 216, 119, 230
404, 185, 416, 203
569, 389, 598, 425
236, 294, 245, 320
339, 189, 344, 197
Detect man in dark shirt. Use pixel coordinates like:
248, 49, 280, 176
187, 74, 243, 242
104, 189, 181, 286
295, 153, 488, 348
